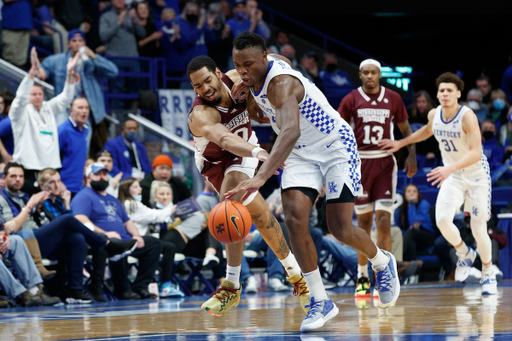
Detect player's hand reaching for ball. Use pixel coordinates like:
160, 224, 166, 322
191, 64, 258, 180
427, 166, 453, 188
225, 175, 266, 203
379, 139, 402, 153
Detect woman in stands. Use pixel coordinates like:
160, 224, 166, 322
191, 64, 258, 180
395, 184, 437, 262
118, 178, 184, 297
150, 181, 225, 296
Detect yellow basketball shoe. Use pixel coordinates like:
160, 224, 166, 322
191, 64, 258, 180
355, 276, 371, 297
201, 279, 241, 316
287, 273, 310, 314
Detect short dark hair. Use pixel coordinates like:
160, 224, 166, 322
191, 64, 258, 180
96, 150, 113, 160
275, 28, 289, 38
233, 32, 266, 52
4, 162, 24, 176
476, 74, 491, 85
187, 56, 218, 80
436, 72, 465, 92
123, 118, 138, 129
32, 83, 43, 90
70, 97, 89, 109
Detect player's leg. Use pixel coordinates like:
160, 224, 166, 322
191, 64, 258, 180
355, 208, 373, 298
325, 172, 399, 308
282, 188, 337, 332
434, 175, 474, 282
466, 169, 496, 294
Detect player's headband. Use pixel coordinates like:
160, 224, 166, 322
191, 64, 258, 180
359, 59, 381, 71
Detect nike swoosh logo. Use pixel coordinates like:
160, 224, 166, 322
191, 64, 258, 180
326, 141, 335, 148
230, 216, 242, 236
475, 178, 481, 182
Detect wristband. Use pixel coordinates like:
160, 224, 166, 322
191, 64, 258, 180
251, 147, 265, 158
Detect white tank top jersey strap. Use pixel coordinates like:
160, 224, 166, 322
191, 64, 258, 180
432, 105, 488, 173
250, 56, 351, 148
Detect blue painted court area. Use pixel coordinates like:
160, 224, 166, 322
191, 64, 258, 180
0, 282, 511, 341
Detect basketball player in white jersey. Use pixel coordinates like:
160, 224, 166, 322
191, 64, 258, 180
225, 32, 400, 332
380, 72, 497, 295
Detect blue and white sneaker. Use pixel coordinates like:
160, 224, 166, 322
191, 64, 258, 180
455, 247, 476, 282
300, 296, 339, 332
481, 271, 497, 295
372, 250, 400, 307
160, 282, 185, 298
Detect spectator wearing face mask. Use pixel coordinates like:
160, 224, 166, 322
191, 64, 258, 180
103, 119, 152, 180
319, 53, 354, 108
481, 120, 506, 171
486, 89, 510, 143
224, 0, 263, 39
466, 88, 488, 123
205, 2, 232, 72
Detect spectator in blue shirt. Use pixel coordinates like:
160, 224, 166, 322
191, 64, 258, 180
38, 29, 118, 157
30, 5, 54, 55
158, 8, 187, 81
395, 184, 436, 262
58, 98, 89, 195
104, 119, 152, 180
0, 93, 14, 163
1, 0, 32, 68
37, 168, 72, 222
72, 162, 162, 300
319, 53, 354, 108
481, 120, 505, 171
224, 0, 262, 39
179, 1, 216, 82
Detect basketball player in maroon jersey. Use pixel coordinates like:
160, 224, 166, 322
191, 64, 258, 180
338, 59, 417, 298
186, 56, 309, 317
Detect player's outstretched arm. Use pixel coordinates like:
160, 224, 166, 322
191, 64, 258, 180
396, 120, 418, 178
379, 109, 436, 153
188, 105, 267, 160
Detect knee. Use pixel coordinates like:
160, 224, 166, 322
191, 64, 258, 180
9, 234, 23, 247
69, 233, 86, 249
16, 229, 35, 240
436, 214, 452, 229
284, 215, 303, 234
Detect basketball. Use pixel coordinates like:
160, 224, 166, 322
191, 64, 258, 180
208, 200, 252, 244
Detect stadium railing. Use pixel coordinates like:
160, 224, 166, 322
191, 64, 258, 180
0, 58, 55, 100
106, 110, 203, 196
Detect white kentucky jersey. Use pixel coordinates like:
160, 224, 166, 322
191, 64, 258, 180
250, 56, 350, 148
432, 105, 487, 172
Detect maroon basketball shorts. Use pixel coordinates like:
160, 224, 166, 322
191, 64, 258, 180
355, 155, 397, 214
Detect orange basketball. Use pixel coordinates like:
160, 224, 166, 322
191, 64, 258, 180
208, 200, 252, 244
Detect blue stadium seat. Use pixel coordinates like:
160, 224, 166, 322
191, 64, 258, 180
396, 174, 409, 191
492, 187, 512, 213
410, 173, 432, 190
420, 189, 439, 207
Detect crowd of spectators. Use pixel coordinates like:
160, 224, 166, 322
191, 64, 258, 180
0, 0, 511, 307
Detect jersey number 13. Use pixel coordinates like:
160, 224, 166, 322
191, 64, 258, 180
363, 125, 384, 145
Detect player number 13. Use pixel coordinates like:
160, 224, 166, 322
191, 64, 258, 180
363, 125, 384, 145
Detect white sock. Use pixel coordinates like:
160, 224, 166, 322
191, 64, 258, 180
482, 263, 493, 275
280, 251, 301, 278
226, 265, 241, 289
303, 268, 328, 301
455, 242, 469, 256
369, 249, 389, 268
358, 264, 369, 278
29, 286, 39, 295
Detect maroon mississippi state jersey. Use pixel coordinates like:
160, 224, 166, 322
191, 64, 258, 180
338, 86, 408, 155
191, 73, 253, 181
